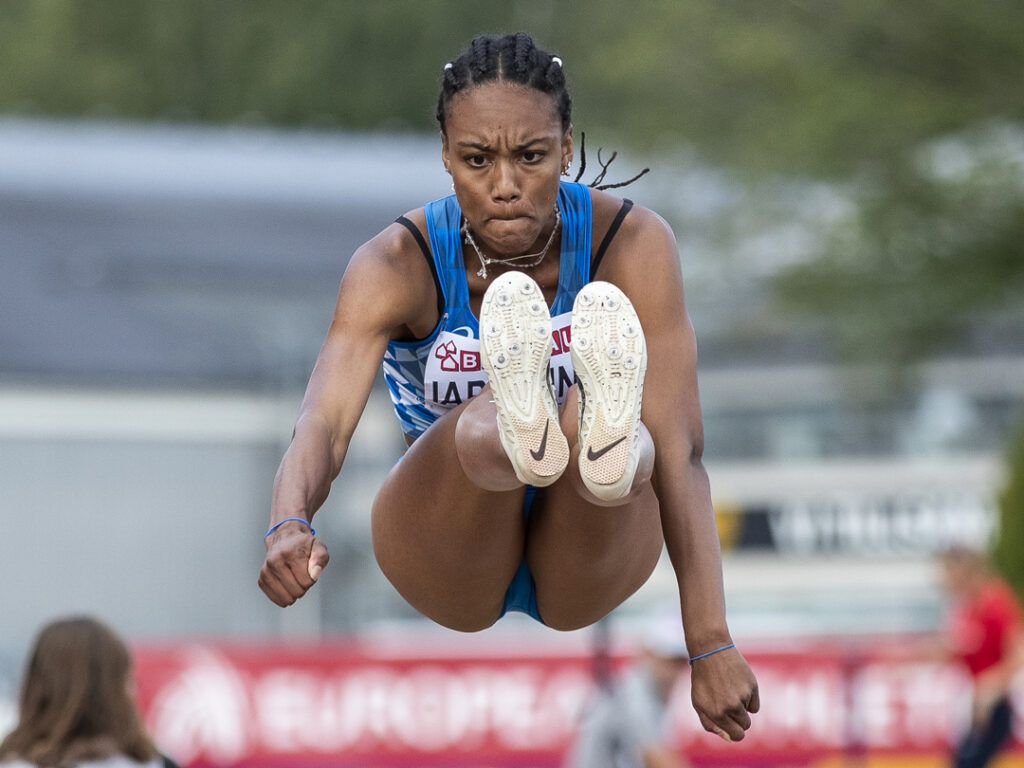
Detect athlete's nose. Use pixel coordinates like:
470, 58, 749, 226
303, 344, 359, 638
491, 158, 520, 202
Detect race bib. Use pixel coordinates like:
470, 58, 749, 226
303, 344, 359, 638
424, 312, 576, 411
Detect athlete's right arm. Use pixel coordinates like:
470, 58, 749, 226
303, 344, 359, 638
258, 216, 438, 607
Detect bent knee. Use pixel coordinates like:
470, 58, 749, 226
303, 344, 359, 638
538, 595, 645, 631
383, 578, 507, 633
541, 611, 604, 632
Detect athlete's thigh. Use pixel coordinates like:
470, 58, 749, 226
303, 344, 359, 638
524, 387, 664, 629
371, 400, 529, 630
525, 479, 662, 627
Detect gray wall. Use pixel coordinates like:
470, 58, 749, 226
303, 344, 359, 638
0, 387, 408, 661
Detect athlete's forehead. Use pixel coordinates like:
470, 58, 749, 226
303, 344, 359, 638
444, 82, 563, 147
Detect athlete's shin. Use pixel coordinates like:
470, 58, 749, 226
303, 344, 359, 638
454, 391, 525, 492
566, 417, 655, 507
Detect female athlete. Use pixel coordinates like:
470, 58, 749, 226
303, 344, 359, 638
258, 32, 759, 741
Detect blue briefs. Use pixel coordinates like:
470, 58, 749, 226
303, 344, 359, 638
499, 484, 544, 624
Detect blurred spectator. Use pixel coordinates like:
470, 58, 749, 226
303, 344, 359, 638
563, 617, 690, 768
0, 617, 177, 768
940, 547, 1024, 768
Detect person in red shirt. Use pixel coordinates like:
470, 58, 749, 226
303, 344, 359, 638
941, 547, 1024, 768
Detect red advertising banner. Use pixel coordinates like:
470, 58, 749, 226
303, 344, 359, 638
132, 638, 1024, 768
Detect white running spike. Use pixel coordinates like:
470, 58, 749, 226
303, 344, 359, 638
571, 281, 647, 501
479, 271, 569, 487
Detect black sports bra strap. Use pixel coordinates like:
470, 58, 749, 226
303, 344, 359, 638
396, 215, 432, 261
395, 215, 445, 316
591, 198, 634, 280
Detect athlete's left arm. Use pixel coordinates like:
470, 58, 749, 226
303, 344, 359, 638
596, 200, 759, 742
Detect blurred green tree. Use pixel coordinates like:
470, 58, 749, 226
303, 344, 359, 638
773, 137, 1024, 366
994, 422, 1024, 601
2, 0, 1023, 172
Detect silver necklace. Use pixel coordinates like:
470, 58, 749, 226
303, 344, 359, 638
463, 208, 561, 279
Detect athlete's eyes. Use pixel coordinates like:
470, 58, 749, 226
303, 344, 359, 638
462, 150, 544, 167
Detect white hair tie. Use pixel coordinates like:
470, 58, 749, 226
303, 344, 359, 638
551, 56, 563, 67
444, 62, 453, 71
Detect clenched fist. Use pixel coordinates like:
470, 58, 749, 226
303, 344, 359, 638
258, 519, 330, 606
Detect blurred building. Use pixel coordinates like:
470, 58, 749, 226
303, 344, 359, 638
1, 117, 1021, 667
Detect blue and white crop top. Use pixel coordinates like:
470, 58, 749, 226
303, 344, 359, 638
382, 181, 631, 440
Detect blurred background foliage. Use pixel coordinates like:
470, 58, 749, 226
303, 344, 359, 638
1, 0, 1021, 590
995, 420, 1024, 598
1, 0, 1022, 172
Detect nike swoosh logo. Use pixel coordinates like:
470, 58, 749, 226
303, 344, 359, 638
530, 421, 550, 461
586, 436, 627, 461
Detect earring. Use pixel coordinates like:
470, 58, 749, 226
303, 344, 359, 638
562, 161, 571, 177
451, 181, 455, 192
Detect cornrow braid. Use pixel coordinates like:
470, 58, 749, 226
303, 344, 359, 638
437, 33, 649, 191
436, 32, 571, 135
573, 131, 651, 191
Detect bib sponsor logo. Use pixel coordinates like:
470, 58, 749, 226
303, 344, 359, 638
433, 339, 480, 373
425, 330, 486, 408
425, 313, 577, 410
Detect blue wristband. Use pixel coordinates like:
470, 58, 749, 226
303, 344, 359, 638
264, 517, 316, 539
688, 643, 735, 665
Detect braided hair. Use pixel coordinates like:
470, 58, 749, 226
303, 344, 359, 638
436, 32, 571, 136
437, 33, 649, 191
